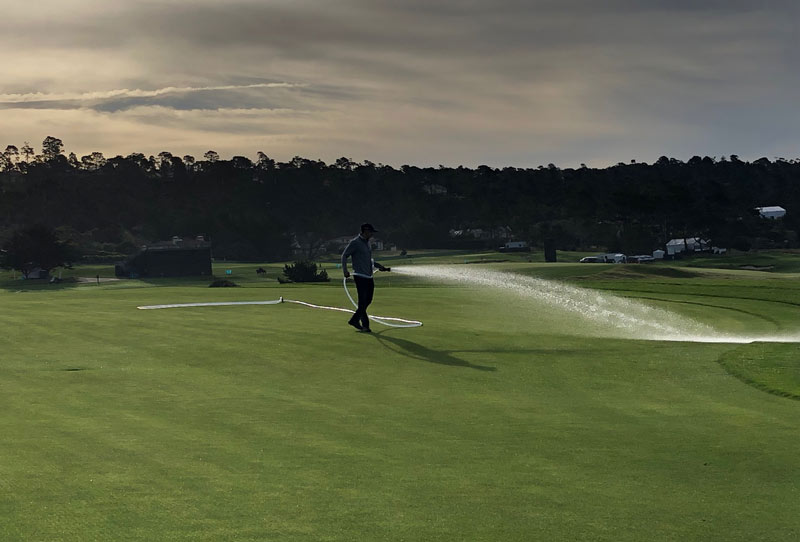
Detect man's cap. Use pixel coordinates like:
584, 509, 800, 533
361, 223, 378, 232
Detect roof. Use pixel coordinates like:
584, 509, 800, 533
145, 236, 210, 251
756, 206, 786, 213
666, 237, 703, 246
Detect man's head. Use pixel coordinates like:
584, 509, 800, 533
360, 223, 378, 239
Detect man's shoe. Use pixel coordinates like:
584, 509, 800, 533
360, 327, 372, 333
348, 318, 363, 331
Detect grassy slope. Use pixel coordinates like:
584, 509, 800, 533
0, 255, 799, 541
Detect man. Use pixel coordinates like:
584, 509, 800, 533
341, 223, 390, 332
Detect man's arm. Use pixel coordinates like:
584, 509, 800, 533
341, 241, 354, 277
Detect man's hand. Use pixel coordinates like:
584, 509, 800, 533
377, 264, 391, 272
343, 270, 351, 278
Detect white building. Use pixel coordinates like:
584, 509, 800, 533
666, 238, 709, 255
756, 206, 786, 219
500, 241, 530, 252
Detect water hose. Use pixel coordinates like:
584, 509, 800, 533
341, 276, 422, 328
138, 300, 283, 309
137, 276, 423, 328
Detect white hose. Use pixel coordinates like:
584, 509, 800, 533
342, 276, 422, 327
137, 277, 423, 328
138, 299, 284, 309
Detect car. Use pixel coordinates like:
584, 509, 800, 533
579, 256, 600, 263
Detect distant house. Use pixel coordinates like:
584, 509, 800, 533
756, 206, 786, 219
115, 235, 211, 278
325, 235, 354, 253
449, 228, 490, 240
422, 184, 448, 195
666, 238, 709, 255
289, 235, 303, 256
449, 226, 511, 240
500, 241, 530, 252
324, 235, 384, 253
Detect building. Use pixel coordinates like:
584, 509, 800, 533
422, 184, 448, 195
325, 235, 354, 253
449, 226, 512, 240
115, 236, 211, 278
500, 241, 530, 252
666, 238, 709, 255
756, 206, 786, 219
324, 235, 384, 253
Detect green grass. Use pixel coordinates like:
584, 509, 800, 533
1, 254, 800, 540
718, 343, 800, 399
675, 249, 800, 273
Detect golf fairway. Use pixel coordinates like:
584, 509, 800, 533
0, 261, 798, 541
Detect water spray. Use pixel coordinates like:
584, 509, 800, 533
393, 265, 800, 344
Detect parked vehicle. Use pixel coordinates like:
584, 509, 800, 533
601, 253, 627, 263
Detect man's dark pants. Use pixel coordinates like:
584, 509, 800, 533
352, 276, 375, 329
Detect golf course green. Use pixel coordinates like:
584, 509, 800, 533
1, 251, 798, 541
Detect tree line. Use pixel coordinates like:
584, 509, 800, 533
1, 136, 799, 264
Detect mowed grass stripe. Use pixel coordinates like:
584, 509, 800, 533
717, 343, 800, 400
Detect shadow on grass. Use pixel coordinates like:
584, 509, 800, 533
372, 330, 497, 372
0, 274, 281, 292
0, 278, 86, 292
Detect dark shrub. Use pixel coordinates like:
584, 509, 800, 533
209, 279, 239, 287
281, 261, 329, 282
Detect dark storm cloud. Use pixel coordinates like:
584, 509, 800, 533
118, 0, 796, 51
1, 0, 799, 166
7, 1, 798, 93
111, 0, 800, 104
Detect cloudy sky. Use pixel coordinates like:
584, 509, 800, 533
1, 0, 798, 168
